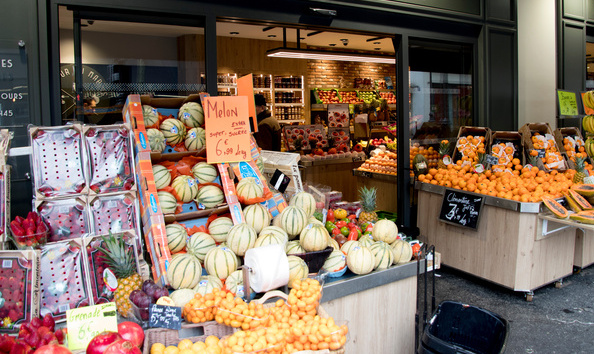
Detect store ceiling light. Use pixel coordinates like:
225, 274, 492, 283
230, 31, 239, 35
266, 47, 396, 64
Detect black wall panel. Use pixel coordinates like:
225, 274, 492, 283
564, 0, 586, 19
487, 29, 516, 131
561, 21, 586, 91
486, 0, 514, 23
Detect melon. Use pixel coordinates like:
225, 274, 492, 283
299, 224, 329, 252
236, 177, 264, 200
158, 191, 178, 214
178, 101, 204, 128
192, 162, 218, 184
370, 241, 394, 270
243, 204, 271, 234
193, 275, 223, 296
142, 105, 159, 127
187, 232, 216, 262
167, 253, 202, 289
327, 236, 340, 251
208, 217, 234, 243
285, 240, 306, 255
287, 256, 309, 288
358, 234, 375, 248
204, 246, 239, 280
307, 216, 324, 226
254, 232, 284, 248
259, 226, 288, 246
272, 214, 282, 228
340, 240, 361, 256
289, 192, 317, 217
346, 246, 374, 275
224, 270, 253, 297
170, 288, 196, 308
391, 239, 413, 264
160, 118, 186, 145
279, 206, 308, 239
165, 223, 188, 253
372, 219, 398, 244
323, 250, 347, 273
185, 127, 206, 151
226, 223, 257, 256
152, 164, 171, 190
196, 185, 225, 209
171, 175, 199, 203
146, 128, 166, 153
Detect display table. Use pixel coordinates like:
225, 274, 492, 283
301, 158, 362, 202
416, 183, 577, 300
321, 261, 424, 354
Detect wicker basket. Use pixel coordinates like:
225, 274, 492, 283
142, 321, 234, 354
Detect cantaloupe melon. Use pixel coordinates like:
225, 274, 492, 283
307, 216, 324, 226
142, 105, 159, 127
327, 236, 340, 251
289, 192, 317, 217
204, 246, 239, 280
146, 128, 166, 153
178, 101, 204, 128
158, 191, 178, 214
372, 219, 399, 244
165, 223, 187, 253
186, 232, 216, 262
358, 234, 375, 248
287, 255, 309, 288
226, 223, 257, 256
243, 203, 271, 234
160, 118, 186, 145
340, 240, 361, 256
192, 162, 218, 184
299, 224, 329, 252
254, 232, 284, 248
259, 226, 288, 246
279, 206, 308, 239
208, 217, 234, 243
370, 241, 394, 270
193, 275, 223, 295
171, 175, 199, 203
285, 240, 306, 255
153, 164, 172, 190
167, 253, 202, 289
185, 127, 206, 151
346, 246, 374, 275
170, 288, 196, 308
196, 185, 224, 209
323, 250, 347, 273
224, 270, 254, 298
236, 177, 264, 200
391, 239, 413, 264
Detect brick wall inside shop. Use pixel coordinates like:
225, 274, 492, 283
307, 60, 396, 88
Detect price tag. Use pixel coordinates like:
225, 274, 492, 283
485, 154, 499, 166
557, 90, 579, 116
204, 96, 251, 164
537, 149, 546, 158
66, 302, 118, 351
439, 189, 484, 230
149, 304, 182, 330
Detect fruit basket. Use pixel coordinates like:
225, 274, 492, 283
142, 322, 235, 354
292, 246, 333, 274
312, 89, 341, 104
9, 212, 49, 249
36, 197, 90, 242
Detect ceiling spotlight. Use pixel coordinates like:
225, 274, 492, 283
340, 39, 348, 42
374, 48, 381, 51
329, 43, 336, 47
268, 35, 277, 38
230, 31, 239, 35
373, 42, 381, 45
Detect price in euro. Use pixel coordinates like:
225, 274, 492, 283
216, 138, 247, 160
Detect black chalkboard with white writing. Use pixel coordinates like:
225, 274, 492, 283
439, 189, 484, 229
149, 304, 182, 330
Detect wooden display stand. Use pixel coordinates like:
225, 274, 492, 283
574, 229, 594, 269
417, 187, 576, 300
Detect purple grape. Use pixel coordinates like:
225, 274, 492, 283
140, 308, 149, 321
142, 279, 155, 293
153, 287, 169, 302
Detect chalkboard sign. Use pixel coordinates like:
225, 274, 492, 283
149, 304, 182, 330
439, 189, 484, 229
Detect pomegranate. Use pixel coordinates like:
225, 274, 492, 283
33, 344, 71, 354
86, 332, 121, 354
104, 339, 141, 354
117, 322, 144, 348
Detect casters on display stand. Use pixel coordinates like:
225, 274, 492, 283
525, 291, 534, 302
554, 278, 563, 288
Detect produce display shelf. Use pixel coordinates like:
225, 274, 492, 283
301, 157, 361, 167
415, 181, 541, 213
352, 169, 398, 182
538, 212, 594, 233
275, 88, 302, 92
275, 103, 305, 107
277, 119, 305, 124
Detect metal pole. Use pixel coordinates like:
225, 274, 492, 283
73, 11, 84, 122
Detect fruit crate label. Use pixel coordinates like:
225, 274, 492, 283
438, 188, 484, 230
2, 260, 12, 268
149, 304, 182, 330
66, 302, 118, 351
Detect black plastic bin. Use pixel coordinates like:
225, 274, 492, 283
419, 301, 509, 354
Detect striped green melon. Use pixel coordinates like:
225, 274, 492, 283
146, 128, 166, 153
142, 105, 159, 127
346, 246, 374, 275
323, 250, 347, 273
193, 275, 223, 296
236, 177, 264, 200
287, 255, 309, 288
196, 185, 224, 209
158, 191, 178, 214
226, 223, 257, 256
259, 226, 288, 246
192, 162, 218, 184
160, 118, 186, 145
279, 206, 308, 239
178, 101, 204, 128
152, 164, 171, 190
289, 192, 317, 218
167, 253, 202, 289
299, 224, 329, 252
185, 127, 206, 151
272, 214, 282, 228
187, 232, 216, 262
358, 234, 375, 248
285, 240, 306, 255
171, 175, 199, 203
391, 239, 413, 264
340, 240, 361, 256
224, 270, 253, 297
370, 241, 394, 270
372, 219, 398, 244
243, 203, 271, 234
208, 217, 234, 243
327, 236, 340, 251
254, 232, 283, 248
165, 223, 188, 253
204, 246, 239, 280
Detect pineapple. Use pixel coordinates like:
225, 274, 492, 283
99, 233, 142, 317
437, 140, 451, 169
573, 155, 588, 184
358, 186, 378, 224
527, 153, 539, 167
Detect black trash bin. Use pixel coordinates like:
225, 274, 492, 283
419, 301, 509, 354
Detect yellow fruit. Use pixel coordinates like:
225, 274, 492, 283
205, 346, 221, 354
151, 343, 166, 354
164, 346, 179, 354
177, 339, 193, 350
334, 208, 347, 219
204, 336, 219, 347
157, 296, 176, 306
191, 342, 207, 352
178, 350, 193, 354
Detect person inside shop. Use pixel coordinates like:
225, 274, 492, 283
253, 94, 281, 151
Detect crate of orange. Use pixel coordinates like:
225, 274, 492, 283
520, 122, 568, 172
452, 126, 491, 166
489, 131, 524, 174
553, 127, 593, 170
220, 323, 288, 354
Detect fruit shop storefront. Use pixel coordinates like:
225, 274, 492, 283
0, 0, 519, 353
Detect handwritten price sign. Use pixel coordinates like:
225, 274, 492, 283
204, 96, 251, 164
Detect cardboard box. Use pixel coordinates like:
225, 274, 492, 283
0, 250, 40, 333
553, 127, 590, 169
519, 123, 567, 171
489, 131, 525, 166
452, 126, 492, 164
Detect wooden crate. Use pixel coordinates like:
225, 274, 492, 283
553, 126, 591, 169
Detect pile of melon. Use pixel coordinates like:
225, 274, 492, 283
153, 161, 224, 214
142, 102, 206, 153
